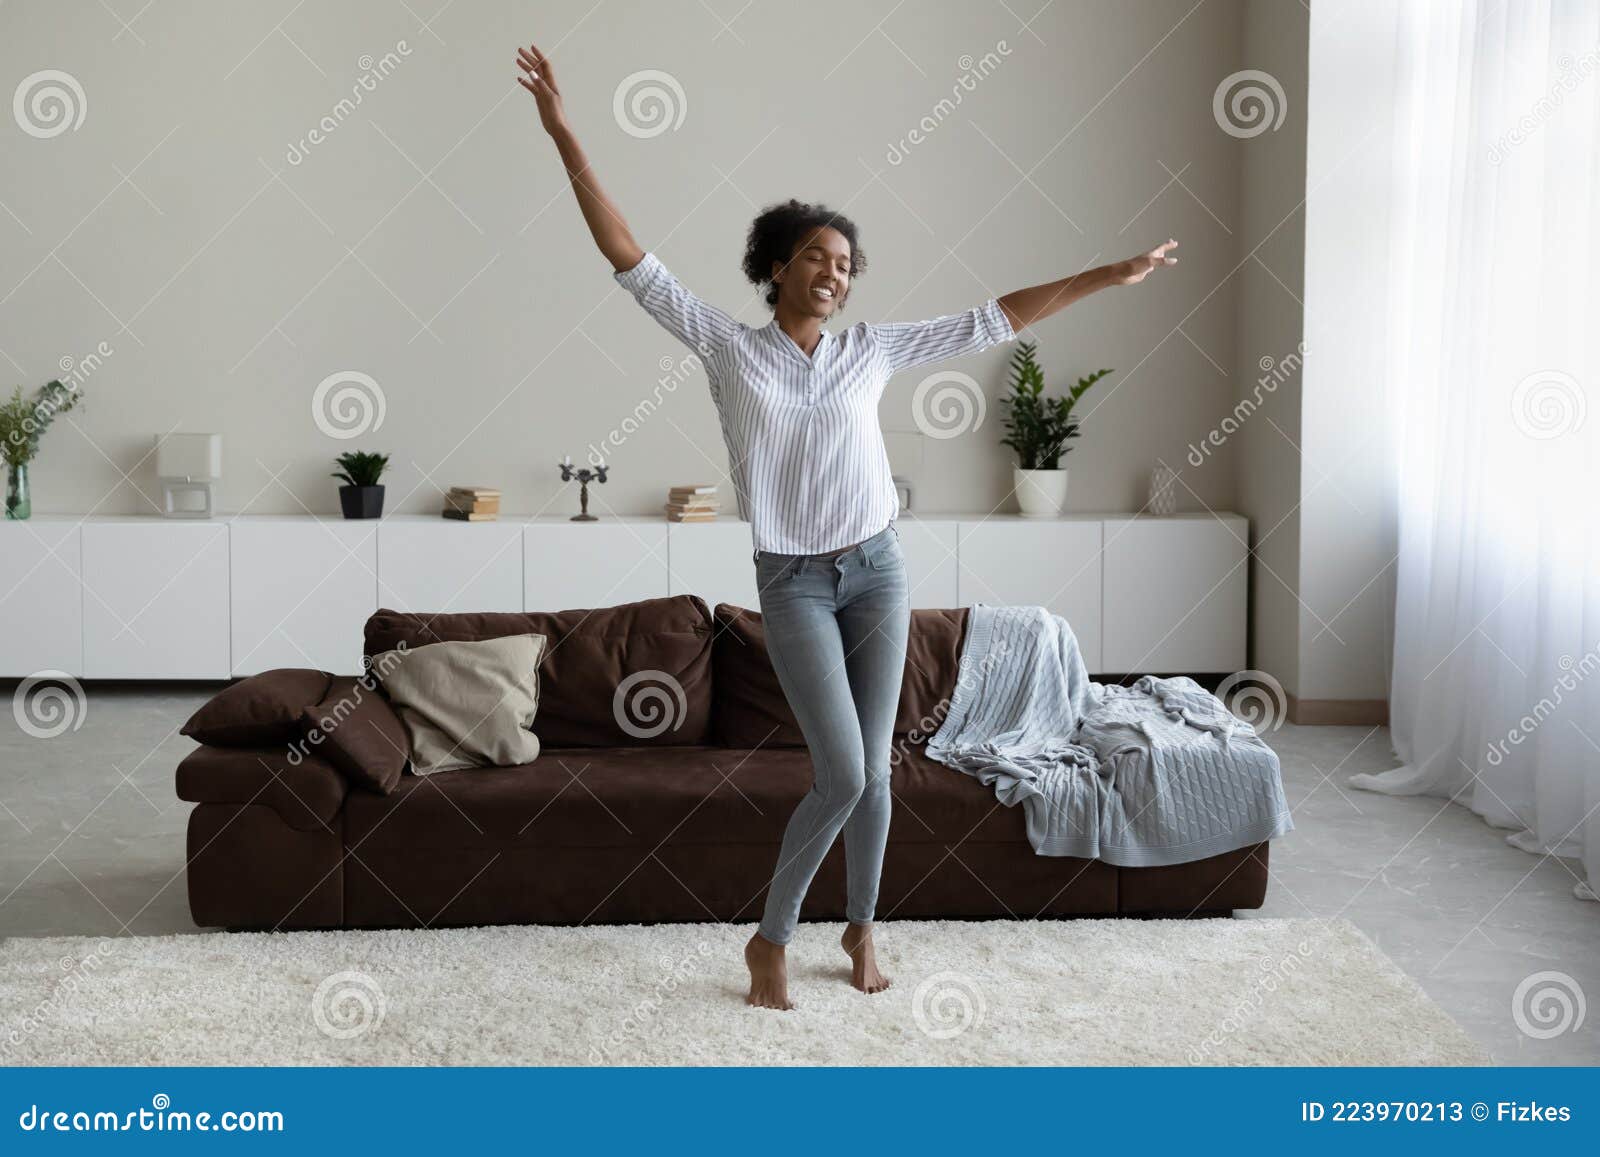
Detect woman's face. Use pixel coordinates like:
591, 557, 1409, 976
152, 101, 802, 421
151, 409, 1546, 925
771, 226, 852, 318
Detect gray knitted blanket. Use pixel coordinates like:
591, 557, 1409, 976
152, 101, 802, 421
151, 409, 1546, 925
925, 604, 1293, 865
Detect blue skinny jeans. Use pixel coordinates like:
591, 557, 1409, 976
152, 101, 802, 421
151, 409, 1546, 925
750, 522, 910, 945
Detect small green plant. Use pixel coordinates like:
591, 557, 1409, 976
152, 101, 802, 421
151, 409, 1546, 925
1, 379, 84, 467
998, 341, 1112, 470
331, 450, 390, 488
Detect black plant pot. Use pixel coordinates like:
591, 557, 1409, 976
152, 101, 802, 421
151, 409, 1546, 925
339, 484, 385, 519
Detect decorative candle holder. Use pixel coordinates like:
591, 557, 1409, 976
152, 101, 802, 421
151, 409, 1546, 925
558, 456, 608, 521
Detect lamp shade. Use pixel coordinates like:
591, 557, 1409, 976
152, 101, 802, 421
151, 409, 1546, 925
155, 433, 222, 480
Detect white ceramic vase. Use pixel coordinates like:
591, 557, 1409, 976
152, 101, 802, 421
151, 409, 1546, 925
1148, 464, 1178, 515
1014, 467, 1069, 517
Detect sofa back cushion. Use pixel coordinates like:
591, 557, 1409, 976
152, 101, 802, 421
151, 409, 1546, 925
363, 596, 714, 746
711, 604, 968, 748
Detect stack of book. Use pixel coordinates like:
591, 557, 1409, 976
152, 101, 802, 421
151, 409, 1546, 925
665, 484, 720, 523
442, 486, 500, 522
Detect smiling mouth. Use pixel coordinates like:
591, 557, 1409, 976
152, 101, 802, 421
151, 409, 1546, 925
811, 286, 835, 301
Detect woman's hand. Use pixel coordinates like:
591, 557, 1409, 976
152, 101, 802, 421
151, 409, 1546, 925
516, 42, 567, 135
516, 40, 643, 272
1111, 239, 1180, 285
998, 238, 1180, 329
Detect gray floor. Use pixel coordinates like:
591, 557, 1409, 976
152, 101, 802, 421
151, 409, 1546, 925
2, 684, 1596, 1065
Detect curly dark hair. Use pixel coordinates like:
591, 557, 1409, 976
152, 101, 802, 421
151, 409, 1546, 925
741, 199, 867, 309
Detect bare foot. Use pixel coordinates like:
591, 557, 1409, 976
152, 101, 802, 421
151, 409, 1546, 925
841, 922, 891, 994
745, 930, 794, 1009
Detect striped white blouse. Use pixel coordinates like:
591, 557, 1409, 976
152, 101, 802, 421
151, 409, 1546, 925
615, 251, 1017, 555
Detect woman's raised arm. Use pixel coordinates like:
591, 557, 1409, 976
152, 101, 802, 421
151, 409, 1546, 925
996, 239, 1179, 332
517, 41, 645, 274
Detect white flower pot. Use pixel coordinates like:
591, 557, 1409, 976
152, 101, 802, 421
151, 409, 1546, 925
1014, 467, 1069, 517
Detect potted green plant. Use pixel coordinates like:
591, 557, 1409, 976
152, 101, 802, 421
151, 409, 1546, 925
1, 379, 85, 520
998, 341, 1112, 517
332, 450, 390, 519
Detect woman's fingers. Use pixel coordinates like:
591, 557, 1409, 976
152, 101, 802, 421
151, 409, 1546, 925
1137, 240, 1177, 270
519, 45, 546, 77
527, 43, 558, 91
516, 44, 549, 96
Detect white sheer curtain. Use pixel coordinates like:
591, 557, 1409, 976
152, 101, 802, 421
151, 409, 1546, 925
1349, 0, 1600, 900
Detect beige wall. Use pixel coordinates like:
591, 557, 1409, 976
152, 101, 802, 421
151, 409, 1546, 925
4, 2, 1400, 705
1, 0, 1248, 520
1231, 0, 1308, 697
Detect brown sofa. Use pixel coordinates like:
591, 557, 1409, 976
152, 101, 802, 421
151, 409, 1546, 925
175, 596, 1269, 930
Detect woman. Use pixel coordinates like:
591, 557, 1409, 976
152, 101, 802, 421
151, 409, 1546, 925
518, 41, 1177, 1010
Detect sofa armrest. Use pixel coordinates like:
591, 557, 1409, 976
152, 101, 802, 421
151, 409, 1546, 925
175, 745, 349, 832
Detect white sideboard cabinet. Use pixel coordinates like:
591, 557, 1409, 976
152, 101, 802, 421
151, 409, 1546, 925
666, 520, 761, 613
377, 518, 524, 616
0, 519, 84, 677
1100, 514, 1248, 675
527, 518, 669, 613
1, 512, 1249, 679
954, 517, 1105, 671
230, 519, 378, 677
82, 521, 230, 679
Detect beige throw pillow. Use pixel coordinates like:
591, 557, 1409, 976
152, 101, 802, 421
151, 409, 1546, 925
373, 634, 546, 775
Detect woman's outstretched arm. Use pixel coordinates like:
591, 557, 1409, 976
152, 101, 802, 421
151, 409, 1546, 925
517, 41, 645, 274
996, 239, 1179, 332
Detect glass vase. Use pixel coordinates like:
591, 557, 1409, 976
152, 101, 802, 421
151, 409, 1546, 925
5, 461, 29, 520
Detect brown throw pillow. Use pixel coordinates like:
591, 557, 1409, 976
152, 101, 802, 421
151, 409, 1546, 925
300, 675, 411, 795
181, 668, 333, 747
710, 605, 805, 747
374, 634, 546, 775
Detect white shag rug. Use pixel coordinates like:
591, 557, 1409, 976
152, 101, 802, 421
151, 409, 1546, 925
0, 918, 1485, 1066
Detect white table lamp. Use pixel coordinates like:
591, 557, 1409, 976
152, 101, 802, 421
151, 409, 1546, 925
155, 433, 222, 518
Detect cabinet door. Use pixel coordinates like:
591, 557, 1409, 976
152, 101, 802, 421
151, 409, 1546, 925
525, 522, 668, 612
82, 522, 230, 678
896, 519, 959, 609
956, 520, 1104, 672
231, 521, 377, 675
0, 521, 83, 676
1101, 516, 1246, 674
377, 521, 524, 615
667, 521, 759, 613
